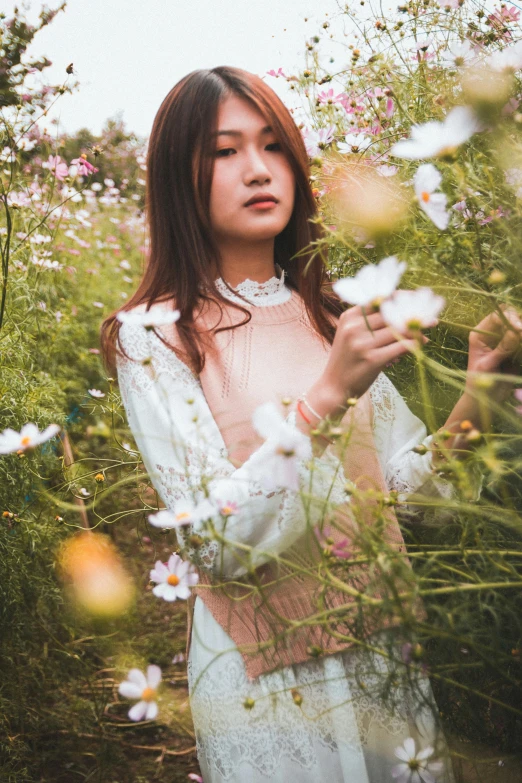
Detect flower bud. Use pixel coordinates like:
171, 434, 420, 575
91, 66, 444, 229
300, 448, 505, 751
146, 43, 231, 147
243, 697, 255, 710
291, 689, 303, 706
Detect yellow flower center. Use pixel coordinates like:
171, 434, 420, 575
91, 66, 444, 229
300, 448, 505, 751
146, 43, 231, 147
406, 319, 422, 331
176, 511, 191, 522
408, 759, 421, 771
21, 436, 31, 446
221, 505, 234, 516
167, 574, 180, 586
141, 687, 156, 701
421, 191, 430, 202
276, 447, 296, 458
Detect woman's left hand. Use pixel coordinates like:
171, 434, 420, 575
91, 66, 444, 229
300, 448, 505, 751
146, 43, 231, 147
467, 306, 522, 401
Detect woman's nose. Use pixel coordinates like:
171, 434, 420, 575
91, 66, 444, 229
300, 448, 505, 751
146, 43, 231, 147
243, 149, 271, 185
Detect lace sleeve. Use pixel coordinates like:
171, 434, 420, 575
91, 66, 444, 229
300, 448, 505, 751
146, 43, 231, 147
116, 322, 348, 580
369, 373, 482, 516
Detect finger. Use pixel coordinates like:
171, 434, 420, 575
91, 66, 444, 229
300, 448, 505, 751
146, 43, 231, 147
361, 327, 428, 349
341, 308, 387, 331
371, 339, 420, 366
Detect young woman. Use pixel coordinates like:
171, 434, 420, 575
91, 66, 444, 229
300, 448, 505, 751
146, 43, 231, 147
101, 67, 521, 782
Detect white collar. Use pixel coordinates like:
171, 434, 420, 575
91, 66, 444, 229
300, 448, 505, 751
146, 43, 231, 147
213, 263, 291, 307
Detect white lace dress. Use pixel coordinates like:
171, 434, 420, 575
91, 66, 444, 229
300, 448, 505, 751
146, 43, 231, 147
116, 269, 458, 783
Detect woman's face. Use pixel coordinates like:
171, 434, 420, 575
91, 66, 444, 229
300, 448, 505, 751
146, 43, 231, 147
208, 94, 296, 247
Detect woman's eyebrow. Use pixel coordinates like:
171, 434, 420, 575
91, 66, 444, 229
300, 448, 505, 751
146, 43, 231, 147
213, 125, 273, 138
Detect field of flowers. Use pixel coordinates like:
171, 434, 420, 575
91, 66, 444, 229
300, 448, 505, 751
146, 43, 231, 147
1, 0, 522, 781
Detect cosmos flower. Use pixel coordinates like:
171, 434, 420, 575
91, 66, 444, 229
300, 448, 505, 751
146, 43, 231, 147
301, 125, 336, 157
390, 106, 480, 160
70, 155, 99, 176
381, 288, 446, 333
333, 256, 407, 308
440, 40, 478, 69
392, 737, 443, 783
42, 154, 69, 181
118, 665, 162, 721
250, 402, 312, 491
0, 422, 60, 454
88, 389, 105, 398
413, 164, 449, 230
514, 389, 522, 415
148, 498, 218, 530
337, 132, 372, 154
149, 552, 199, 602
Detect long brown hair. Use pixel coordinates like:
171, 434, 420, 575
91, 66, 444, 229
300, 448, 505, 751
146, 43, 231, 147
100, 66, 344, 376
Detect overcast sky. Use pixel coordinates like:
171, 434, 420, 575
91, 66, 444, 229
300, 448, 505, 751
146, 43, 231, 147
5, 0, 348, 139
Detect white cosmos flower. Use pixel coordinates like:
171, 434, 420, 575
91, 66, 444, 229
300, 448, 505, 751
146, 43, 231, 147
441, 40, 478, 69
392, 737, 444, 783
390, 106, 480, 160
333, 256, 407, 308
414, 164, 449, 230
337, 132, 372, 154
249, 402, 312, 491
148, 498, 218, 530
88, 388, 105, 398
149, 552, 199, 602
301, 125, 336, 157
116, 309, 181, 329
0, 422, 60, 454
381, 288, 446, 333
487, 40, 522, 72
118, 665, 162, 722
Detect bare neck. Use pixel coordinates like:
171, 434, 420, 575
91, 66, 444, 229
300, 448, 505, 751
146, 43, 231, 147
212, 238, 278, 287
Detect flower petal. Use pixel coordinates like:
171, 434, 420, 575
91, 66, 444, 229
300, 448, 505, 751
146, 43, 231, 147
118, 681, 142, 699
128, 700, 148, 721
146, 664, 162, 688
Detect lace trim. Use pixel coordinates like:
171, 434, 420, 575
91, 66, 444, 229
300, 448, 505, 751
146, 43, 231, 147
213, 263, 292, 307
188, 636, 447, 780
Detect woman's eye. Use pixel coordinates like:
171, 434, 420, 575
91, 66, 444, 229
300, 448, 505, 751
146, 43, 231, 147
215, 148, 236, 158
265, 142, 281, 152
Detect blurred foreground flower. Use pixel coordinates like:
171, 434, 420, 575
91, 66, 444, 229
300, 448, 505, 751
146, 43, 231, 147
381, 289, 446, 333
331, 163, 408, 238
116, 308, 180, 329
414, 164, 449, 230
59, 532, 134, 617
460, 65, 514, 119
0, 422, 60, 454
514, 389, 522, 414
250, 401, 312, 491
333, 256, 406, 308
118, 665, 161, 721
392, 737, 443, 782
149, 498, 215, 530
150, 552, 199, 602
390, 105, 480, 159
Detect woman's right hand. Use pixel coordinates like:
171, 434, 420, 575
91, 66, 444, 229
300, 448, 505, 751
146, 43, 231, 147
308, 305, 427, 421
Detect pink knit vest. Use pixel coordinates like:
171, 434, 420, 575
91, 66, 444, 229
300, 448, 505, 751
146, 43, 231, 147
169, 287, 418, 680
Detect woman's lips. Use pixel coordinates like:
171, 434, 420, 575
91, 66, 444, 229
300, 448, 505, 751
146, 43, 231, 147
245, 200, 278, 210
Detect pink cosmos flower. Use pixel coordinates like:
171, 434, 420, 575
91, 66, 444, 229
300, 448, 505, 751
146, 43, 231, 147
42, 155, 69, 181
317, 88, 348, 107
149, 553, 199, 602
514, 389, 522, 414
315, 526, 352, 559
267, 68, 286, 78
71, 156, 99, 176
